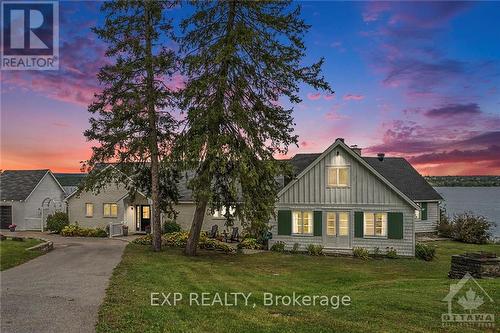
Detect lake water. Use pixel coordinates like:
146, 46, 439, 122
434, 187, 500, 237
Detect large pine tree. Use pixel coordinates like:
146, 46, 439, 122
179, 1, 333, 255
84, 0, 179, 251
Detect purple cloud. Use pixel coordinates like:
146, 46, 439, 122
424, 103, 481, 118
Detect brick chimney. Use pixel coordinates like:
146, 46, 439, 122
350, 145, 362, 156
377, 153, 385, 161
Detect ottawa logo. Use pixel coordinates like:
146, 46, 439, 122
442, 272, 495, 328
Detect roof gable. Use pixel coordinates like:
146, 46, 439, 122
1, 170, 49, 201
279, 140, 419, 209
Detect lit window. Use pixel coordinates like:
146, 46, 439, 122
364, 212, 387, 237
415, 209, 421, 220
339, 212, 349, 236
327, 212, 336, 236
292, 211, 313, 235
103, 203, 118, 217
142, 206, 150, 219
213, 206, 235, 218
85, 203, 93, 217
327, 167, 350, 187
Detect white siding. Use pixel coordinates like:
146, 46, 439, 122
415, 201, 439, 233
21, 173, 66, 230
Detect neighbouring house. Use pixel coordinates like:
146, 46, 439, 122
268, 138, 443, 256
66, 166, 241, 233
54, 173, 87, 196
0, 170, 66, 230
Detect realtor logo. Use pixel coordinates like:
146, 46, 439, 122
442, 272, 495, 328
1, 1, 59, 70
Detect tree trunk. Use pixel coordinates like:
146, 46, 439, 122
144, 4, 162, 252
184, 198, 208, 256
184, 1, 237, 257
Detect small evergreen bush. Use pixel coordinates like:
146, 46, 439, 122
386, 247, 398, 259
270, 241, 286, 252
162, 221, 181, 234
306, 244, 324, 256
352, 247, 369, 260
415, 242, 436, 261
46, 212, 69, 233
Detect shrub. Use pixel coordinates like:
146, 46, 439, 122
451, 211, 494, 244
307, 244, 324, 256
372, 247, 381, 258
386, 247, 398, 259
199, 238, 235, 254
237, 238, 262, 250
162, 221, 181, 234
438, 213, 453, 238
132, 234, 152, 245
162, 231, 189, 247
46, 212, 69, 233
352, 247, 369, 260
60, 224, 107, 237
270, 241, 285, 253
132, 231, 235, 254
415, 242, 436, 261
290, 243, 300, 254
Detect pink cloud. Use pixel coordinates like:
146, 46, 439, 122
307, 92, 322, 101
343, 94, 365, 101
324, 94, 335, 100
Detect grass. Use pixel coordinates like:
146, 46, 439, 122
97, 241, 499, 333
0, 238, 44, 270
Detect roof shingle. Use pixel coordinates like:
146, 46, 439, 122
0, 170, 49, 201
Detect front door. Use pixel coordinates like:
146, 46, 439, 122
136, 205, 151, 232
323, 211, 350, 248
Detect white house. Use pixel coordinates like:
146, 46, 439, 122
0, 170, 66, 230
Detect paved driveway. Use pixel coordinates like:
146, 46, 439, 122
1, 233, 127, 333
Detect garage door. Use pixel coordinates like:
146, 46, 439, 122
0, 206, 12, 229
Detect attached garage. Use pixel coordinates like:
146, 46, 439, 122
0, 206, 12, 229
0, 170, 66, 230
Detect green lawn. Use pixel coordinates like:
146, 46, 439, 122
97, 241, 499, 333
0, 238, 44, 270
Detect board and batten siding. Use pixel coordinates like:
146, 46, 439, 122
271, 144, 416, 256
415, 201, 439, 233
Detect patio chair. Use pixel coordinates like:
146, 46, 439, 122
228, 227, 239, 243
209, 225, 218, 238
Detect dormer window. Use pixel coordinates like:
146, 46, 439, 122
327, 166, 350, 187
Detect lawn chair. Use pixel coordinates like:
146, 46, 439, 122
227, 227, 239, 243
209, 225, 218, 239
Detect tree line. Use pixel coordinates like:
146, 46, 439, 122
82, 0, 332, 256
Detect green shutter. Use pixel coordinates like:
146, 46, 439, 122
354, 212, 363, 238
277, 210, 292, 235
421, 202, 428, 220
388, 212, 404, 239
313, 211, 322, 236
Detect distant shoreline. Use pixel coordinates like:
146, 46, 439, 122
425, 176, 500, 187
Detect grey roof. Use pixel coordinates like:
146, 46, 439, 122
286, 153, 442, 201
54, 173, 87, 187
362, 157, 443, 201
0, 170, 49, 201
289, 153, 321, 175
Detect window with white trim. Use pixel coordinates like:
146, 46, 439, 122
364, 212, 387, 237
85, 203, 93, 217
103, 203, 118, 217
292, 211, 313, 235
327, 166, 350, 187
339, 212, 349, 236
326, 212, 336, 236
326, 211, 349, 236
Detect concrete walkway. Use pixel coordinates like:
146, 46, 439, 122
0, 232, 127, 333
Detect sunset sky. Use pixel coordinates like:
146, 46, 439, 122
1, 1, 499, 175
